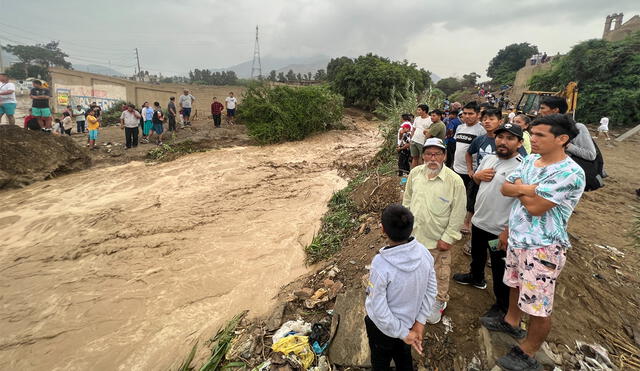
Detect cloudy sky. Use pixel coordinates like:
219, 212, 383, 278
1, 0, 637, 79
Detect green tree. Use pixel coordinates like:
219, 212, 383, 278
277, 72, 286, 83
268, 70, 277, 81
296, 72, 302, 81
487, 42, 538, 84
327, 53, 432, 110
314, 69, 327, 80
529, 32, 640, 127
435, 77, 463, 96
2, 41, 71, 79
461, 72, 481, 87
286, 69, 296, 82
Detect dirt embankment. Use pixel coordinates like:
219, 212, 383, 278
0, 114, 382, 370
0, 125, 92, 189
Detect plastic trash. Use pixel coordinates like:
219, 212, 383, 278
271, 335, 315, 369
272, 320, 312, 344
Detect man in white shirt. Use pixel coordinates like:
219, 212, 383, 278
453, 101, 486, 233
225, 91, 238, 125
179, 89, 195, 126
596, 116, 610, 141
73, 105, 86, 133
409, 104, 432, 168
0, 73, 17, 126
120, 104, 142, 148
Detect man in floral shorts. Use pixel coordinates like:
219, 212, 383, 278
481, 114, 585, 371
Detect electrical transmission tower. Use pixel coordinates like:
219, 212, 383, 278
251, 25, 262, 79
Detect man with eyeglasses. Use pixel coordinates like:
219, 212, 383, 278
402, 138, 467, 325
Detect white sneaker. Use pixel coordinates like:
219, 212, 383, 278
426, 300, 448, 324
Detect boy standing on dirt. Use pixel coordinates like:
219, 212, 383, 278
179, 90, 195, 126
225, 92, 237, 125
409, 104, 432, 169
482, 114, 585, 371
365, 204, 437, 371
211, 97, 224, 128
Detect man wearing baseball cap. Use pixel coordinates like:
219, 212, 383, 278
397, 116, 413, 176
453, 123, 524, 320
402, 137, 466, 324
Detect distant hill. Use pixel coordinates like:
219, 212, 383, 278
211, 55, 330, 78
72, 64, 125, 77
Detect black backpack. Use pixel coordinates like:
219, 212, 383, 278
570, 139, 605, 192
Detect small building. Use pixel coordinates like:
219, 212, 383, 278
603, 13, 640, 42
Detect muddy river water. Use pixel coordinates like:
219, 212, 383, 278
0, 121, 380, 370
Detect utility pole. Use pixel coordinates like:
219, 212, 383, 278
135, 48, 141, 80
251, 25, 262, 79
0, 40, 5, 73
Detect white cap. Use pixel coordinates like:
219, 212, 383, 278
423, 138, 446, 150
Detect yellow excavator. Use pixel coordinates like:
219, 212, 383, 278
516, 82, 578, 118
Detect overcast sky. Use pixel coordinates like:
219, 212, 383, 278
1, 0, 637, 79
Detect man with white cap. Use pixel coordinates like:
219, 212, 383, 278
402, 137, 467, 324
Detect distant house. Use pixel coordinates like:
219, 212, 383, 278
603, 13, 640, 42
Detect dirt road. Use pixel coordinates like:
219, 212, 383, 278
0, 118, 380, 370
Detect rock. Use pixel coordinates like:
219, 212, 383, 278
265, 302, 286, 331
479, 328, 557, 369
327, 270, 337, 278
328, 286, 370, 367
323, 279, 335, 288
349, 260, 356, 265
0, 125, 92, 189
294, 288, 314, 300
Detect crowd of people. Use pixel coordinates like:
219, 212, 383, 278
0, 73, 240, 149
373, 96, 603, 370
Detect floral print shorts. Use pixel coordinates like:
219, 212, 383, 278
503, 245, 566, 317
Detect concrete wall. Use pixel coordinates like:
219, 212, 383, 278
49, 68, 245, 116
510, 62, 554, 102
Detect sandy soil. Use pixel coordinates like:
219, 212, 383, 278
0, 117, 381, 370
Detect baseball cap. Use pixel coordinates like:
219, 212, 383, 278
401, 123, 412, 130
494, 123, 524, 139
423, 138, 446, 150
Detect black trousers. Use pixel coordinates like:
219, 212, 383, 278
168, 115, 176, 131
445, 140, 456, 168
125, 126, 139, 148
77, 121, 85, 133
364, 316, 413, 371
470, 224, 509, 312
213, 114, 221, 127
398, 151, 410, 176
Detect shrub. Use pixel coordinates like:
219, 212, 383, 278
100, 101, 129, 126
238, 83, 343, 144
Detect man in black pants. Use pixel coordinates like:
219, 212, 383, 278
120, 104, 142, 149
452, 123, 524, 318
167, 97, 177, 132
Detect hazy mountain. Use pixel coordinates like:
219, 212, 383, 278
211, 55, 330, 78
73, 64, 125, 77
431, 73, 441, 83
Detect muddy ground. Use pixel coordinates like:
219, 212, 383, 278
0, 113, 382, 370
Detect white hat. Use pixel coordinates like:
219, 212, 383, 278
423, 138, 446, 150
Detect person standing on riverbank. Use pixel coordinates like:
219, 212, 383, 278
211, 97, 224, 128
0, 73, 17, 126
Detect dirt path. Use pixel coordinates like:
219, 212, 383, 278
0, 119, 381, 370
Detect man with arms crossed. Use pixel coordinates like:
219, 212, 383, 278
482, 114, 585, 371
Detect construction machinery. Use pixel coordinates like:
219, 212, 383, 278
516, 81, 578, 118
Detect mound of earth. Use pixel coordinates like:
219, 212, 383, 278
0, 125, 92, 189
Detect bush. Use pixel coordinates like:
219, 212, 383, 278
529, 32, 640, 127
374, 82, 445, 163
100, 101, 129, 126
327, 54, 433, 110
238, 83, 343, 144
